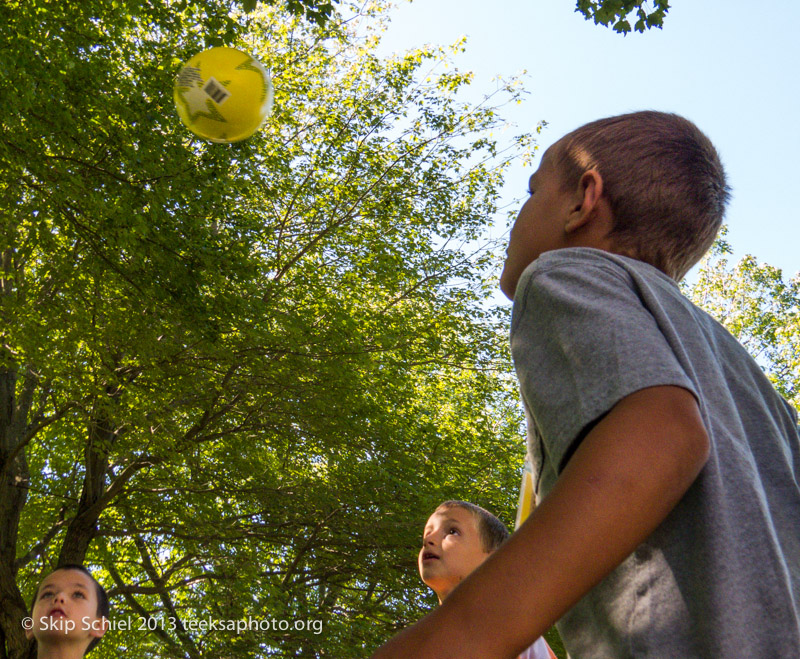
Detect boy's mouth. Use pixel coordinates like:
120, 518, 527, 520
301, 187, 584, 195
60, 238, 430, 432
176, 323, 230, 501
48, 607, 67, 618
421, 551, 439, 561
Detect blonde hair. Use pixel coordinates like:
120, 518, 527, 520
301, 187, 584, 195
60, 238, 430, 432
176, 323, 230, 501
555, 111, 730, 279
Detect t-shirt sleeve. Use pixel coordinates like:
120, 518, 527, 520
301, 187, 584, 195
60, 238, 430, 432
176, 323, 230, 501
511, 256, 697, 475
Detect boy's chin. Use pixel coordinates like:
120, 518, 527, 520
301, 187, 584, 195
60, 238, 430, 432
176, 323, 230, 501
32, 631, 92, 646
419, 565, 444, 584
420, 566, 459, 590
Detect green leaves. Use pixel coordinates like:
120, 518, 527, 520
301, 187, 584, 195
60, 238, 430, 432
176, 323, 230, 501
575, 0, 670, 34
239, 0, 342, 24
686, 232, 800, 407
2, 1, 532, 656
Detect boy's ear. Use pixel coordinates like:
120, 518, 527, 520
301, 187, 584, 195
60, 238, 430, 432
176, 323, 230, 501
89, 617, 109, 640
565, 169, 606, 234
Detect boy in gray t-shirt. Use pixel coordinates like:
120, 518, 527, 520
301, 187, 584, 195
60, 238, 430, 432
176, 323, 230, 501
372, 111, 800, 658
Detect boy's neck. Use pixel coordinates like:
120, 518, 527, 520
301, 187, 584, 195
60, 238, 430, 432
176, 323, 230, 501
435, 583, 457, 604
36, 640, 89, 659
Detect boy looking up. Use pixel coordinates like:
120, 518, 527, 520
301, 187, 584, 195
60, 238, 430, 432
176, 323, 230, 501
27, 565, 109, 658
372, 111, 800, 658
419, 501, 556, 659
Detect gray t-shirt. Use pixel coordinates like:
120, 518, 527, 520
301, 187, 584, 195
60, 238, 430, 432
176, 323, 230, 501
511, 248, 800, 658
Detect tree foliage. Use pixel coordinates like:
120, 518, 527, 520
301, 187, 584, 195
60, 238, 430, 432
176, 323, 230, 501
1, 1, 534, 657
238, 0, 340, 25
236, 0, 672, 34
576, 0, 670, 34
686, 234, 800, 409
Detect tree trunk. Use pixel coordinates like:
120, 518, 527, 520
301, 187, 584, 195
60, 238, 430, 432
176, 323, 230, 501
57, 409, 114, 566
0, 360, 35, 659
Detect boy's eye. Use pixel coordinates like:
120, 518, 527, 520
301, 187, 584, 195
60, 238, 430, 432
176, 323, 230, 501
73, 591, 86, 598
448, 527, 460, 535
39, 591, 54, 599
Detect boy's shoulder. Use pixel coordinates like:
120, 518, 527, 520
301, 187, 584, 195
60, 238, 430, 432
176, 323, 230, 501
514, 247, 680, 315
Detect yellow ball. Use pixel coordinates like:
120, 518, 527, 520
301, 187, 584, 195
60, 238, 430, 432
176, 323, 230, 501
174, 47, 274, 143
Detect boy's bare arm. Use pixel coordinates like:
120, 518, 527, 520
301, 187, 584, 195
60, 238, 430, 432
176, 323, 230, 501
370, 385, 709, 659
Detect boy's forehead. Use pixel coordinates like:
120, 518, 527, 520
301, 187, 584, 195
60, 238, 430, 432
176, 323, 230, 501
426, 506, 479, 530
531, 143, 560, 179
540, 139, 562, 164
39, 569, 94, 592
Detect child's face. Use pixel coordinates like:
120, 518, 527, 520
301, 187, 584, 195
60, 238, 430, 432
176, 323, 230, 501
419, 506, 491, 601
500, 143, 576, 299
27, 568, 106, 649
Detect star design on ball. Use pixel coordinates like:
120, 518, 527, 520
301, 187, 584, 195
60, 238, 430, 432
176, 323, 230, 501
180, 85, 212, 117
177, 84, 227, 124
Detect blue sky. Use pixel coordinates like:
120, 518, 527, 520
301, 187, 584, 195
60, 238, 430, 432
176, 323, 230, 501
376, 0, 800, 279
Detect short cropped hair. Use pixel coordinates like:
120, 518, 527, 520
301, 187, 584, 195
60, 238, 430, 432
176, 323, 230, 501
437, 500, 509, 552
554, 111, 730, 280
30, 564, 110, 654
